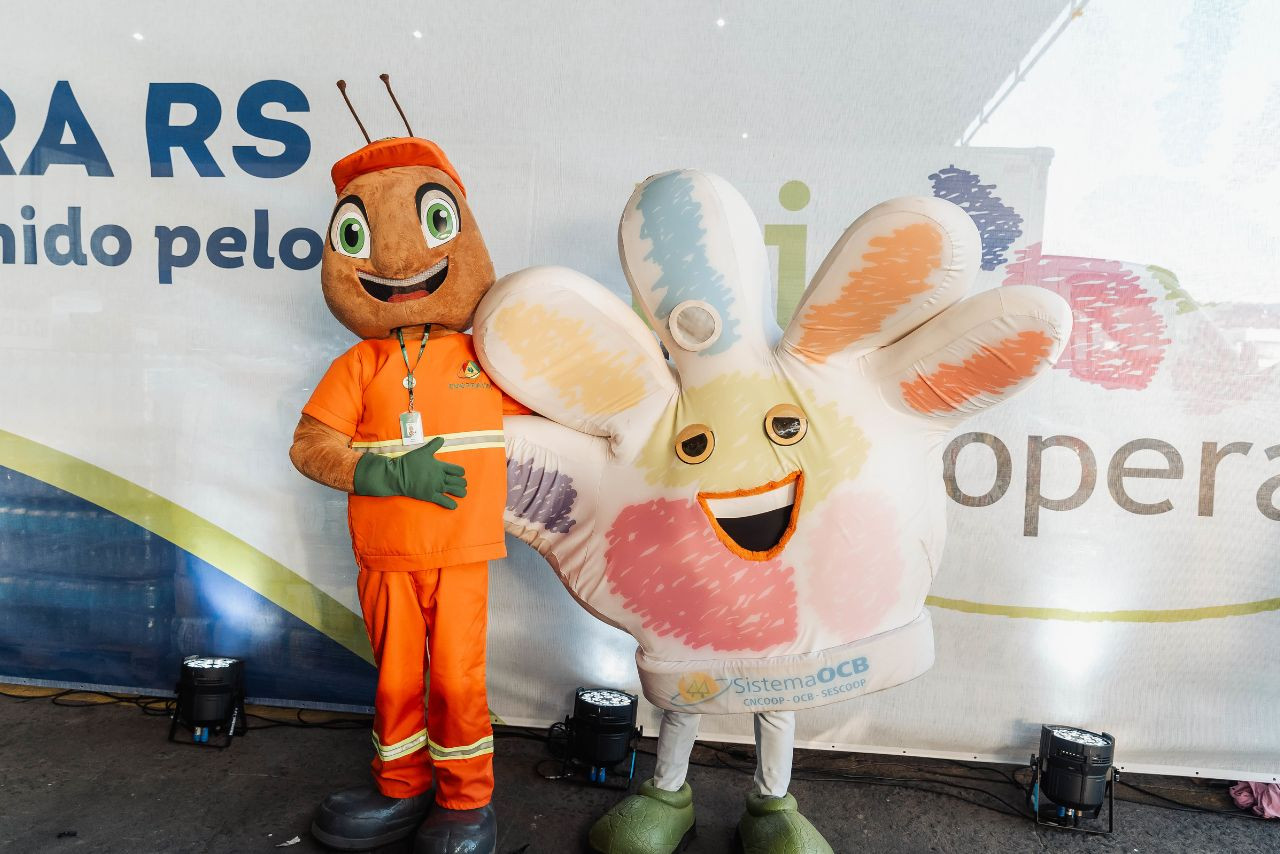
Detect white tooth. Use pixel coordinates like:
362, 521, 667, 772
358, 257, 447, 288
704, 481, 796, 519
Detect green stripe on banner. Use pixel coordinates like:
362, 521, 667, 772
927, 595, 1280, 622
0, 429, 374, 665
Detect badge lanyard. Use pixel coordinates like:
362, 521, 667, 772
395, 326, 430, 443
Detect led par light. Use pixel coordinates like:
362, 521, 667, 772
1028, 724, 1117, 833
562, 687, 641, 785
168, 655, 247, 748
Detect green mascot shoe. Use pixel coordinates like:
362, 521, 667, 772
587, 779, 696, 854
735, 792, 833, 854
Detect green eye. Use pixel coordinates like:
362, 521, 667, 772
418, 188, 461, 248
425, 202, 455, 240
329, 200, 371, 259
339, 217, 366, 254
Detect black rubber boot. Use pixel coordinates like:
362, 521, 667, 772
310, 783, 433, 850
413, 803, 497, 854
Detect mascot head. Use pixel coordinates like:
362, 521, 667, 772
321, 76, 495, 339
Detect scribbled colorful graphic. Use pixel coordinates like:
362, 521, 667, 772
902, 330, 1055, 414
604, 498, 799, 652
929, 165, 1023, 271
795, 223, 942, 360
492, 301, 655, 415
807, 494, 905, 639
636, 171, 740, 354
505, 459, 577, 533
1148, 265, 1199, 315
1003, 243, 1170, 391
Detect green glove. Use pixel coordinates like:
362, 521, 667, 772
353, 436, 468, 509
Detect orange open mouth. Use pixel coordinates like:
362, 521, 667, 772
696, 471, 804, 562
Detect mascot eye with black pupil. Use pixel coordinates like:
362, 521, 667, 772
681, 434, 708, 456
343, 223, 359, 245
433, 210, 448, 231
772, 418, 802, 439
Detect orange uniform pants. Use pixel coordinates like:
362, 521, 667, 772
357, 562, 493, 809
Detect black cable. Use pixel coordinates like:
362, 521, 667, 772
677, 743, 1032, 820
6, 687, 1272, 823
1116, 780, 1267, 821
245, 707, 371, 730
0, 683, 373, 730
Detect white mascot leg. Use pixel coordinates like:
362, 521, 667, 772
752, 711, 795, 798
653, 710, 701, 791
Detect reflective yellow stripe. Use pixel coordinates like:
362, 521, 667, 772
435, 441, 506, 454
352, 430, 504, 449
427, 734, 494, 761
375, 442, 506, 460
352, 431, 505, 458
372, 728, 428, 761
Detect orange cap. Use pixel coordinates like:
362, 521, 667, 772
331, 137, 466, 196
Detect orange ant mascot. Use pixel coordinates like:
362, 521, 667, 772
290, 76, 523, 854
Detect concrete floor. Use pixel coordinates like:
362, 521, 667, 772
0, 691, 1274, 853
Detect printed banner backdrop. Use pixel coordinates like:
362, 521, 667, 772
1, 2, 1276, 780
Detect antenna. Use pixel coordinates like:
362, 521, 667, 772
379, 73, 415, 137
336, 80, 371, 144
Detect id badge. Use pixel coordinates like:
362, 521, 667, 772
399, 411, 424, 444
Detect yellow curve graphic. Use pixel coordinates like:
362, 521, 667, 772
927, 595, 1280, 623
0, 430, 374, 665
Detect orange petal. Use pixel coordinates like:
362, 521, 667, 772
901, 330, 1054, 414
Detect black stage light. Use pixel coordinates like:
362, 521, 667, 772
168, 655, 247, 748
1028, 724, 1117, 833
554, 687, 642, 787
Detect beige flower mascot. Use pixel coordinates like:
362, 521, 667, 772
477, 170, 1071, 853
291, 77, 526, 854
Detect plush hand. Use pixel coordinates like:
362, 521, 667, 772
477, 171, 1070, 705
353, 437, 468, 509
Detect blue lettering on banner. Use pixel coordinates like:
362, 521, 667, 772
0, 88, 16, 175
154, 211, 321, 285
90, 224, 131, 267
280, 227, 322, 270
146, 83, 225, 177
708, 656, 872, 709
233, 80, 310, 179
155, 224, 201, 285
21, 81, 114, 177
1, 79, 321, 282
207, 227, 248, 269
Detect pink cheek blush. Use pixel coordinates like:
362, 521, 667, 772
806, 493, 904, 638
604, 499, 799, 652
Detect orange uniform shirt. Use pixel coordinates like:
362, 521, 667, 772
303, 332, 522, 572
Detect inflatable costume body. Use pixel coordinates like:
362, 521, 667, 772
476, 170, 1071, 853
290, 80, 523, 854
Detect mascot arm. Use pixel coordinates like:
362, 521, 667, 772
503, 414, 606, 572
289, 413, 361, 493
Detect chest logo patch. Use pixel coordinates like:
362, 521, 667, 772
458, 360, 482, 380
